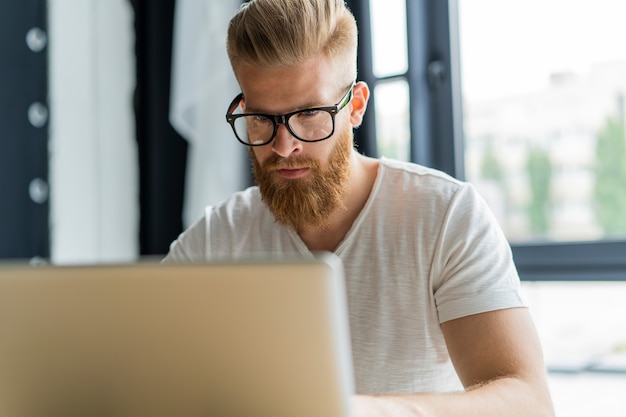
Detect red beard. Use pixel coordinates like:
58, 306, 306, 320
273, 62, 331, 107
251, 124, 353, 229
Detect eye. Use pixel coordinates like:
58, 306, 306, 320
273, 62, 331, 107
294, 109, 326, 123
299, 109, 322, 117
249, 115, 273, 126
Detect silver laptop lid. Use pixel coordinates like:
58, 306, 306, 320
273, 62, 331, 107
0, 253, 353, 417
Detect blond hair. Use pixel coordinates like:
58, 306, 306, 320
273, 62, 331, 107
226, 0, 358, 86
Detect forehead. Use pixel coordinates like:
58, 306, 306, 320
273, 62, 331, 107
235, 54, 342, 113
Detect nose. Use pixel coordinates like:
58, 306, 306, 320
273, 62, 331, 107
271, 124, 302, 158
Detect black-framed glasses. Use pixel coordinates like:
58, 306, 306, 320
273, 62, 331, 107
225, 82, 355, 146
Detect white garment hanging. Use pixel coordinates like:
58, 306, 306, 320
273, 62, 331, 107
49, 0, 138, 264
170, 0, 246, 228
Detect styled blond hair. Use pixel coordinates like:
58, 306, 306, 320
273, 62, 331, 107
226, 0, 358, 87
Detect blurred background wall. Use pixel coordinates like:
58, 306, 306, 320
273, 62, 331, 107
0, 0, 245, 264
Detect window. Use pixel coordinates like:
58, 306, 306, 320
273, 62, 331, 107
459, 0, 626, 244
349, 0, 626, 281
352, 1, 626, 415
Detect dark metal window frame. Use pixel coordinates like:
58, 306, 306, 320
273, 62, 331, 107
348, 0, 626, 282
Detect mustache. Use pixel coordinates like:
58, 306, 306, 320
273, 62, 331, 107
261, 154, 321, 170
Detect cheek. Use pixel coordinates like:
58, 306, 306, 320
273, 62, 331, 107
309, 141, 336, 164
250, 146, 269, 165
319, 118, 352, 160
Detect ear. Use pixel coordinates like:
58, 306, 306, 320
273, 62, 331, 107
349, 81, 370, 128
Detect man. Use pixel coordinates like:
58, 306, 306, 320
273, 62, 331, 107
164, 0, 555, 415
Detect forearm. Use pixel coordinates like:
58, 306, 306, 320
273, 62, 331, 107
352, 376, 555, 417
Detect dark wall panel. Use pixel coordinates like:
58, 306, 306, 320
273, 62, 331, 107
0, 0, 49, 260
130, 0, 188, 256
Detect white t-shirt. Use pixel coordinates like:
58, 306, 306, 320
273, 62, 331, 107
163, 157, 524, 394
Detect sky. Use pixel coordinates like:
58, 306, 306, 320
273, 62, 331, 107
367, 0, 626, 101
457, 0, 626, 101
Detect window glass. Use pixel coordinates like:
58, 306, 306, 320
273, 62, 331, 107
369, 0, 408, 78
459, 0, 626, 243
522, 281, 626, 417
373, 80, 410, 161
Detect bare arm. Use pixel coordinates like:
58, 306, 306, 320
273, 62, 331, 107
351, 307, 555, 417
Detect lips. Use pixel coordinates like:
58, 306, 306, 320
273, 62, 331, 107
275, 167, 310, 179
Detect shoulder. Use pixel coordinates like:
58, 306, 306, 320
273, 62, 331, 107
379, 158, 463, 191
211, 186, 264, 218
376, 157, 476, 209
380, 157, 462, 186
205, 186, 280, 236
368, 158, 499, 256
163, 186, 270, 262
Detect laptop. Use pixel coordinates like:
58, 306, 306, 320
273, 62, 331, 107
0, 253, 353, 417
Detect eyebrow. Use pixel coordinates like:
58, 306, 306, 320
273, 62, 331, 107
243, 98, 331, 115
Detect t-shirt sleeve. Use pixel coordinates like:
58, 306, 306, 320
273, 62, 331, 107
432, 183, 525, 323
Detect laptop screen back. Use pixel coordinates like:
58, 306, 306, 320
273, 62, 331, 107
0, 254, 353, 417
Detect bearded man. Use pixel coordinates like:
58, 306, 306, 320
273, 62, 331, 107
163, 1, 555, 416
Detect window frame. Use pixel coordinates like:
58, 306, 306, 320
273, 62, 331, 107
348, 0, 626, 282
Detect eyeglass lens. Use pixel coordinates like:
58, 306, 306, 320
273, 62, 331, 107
232, 109, 334, 145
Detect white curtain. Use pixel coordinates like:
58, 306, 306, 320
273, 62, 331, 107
48, 0, 138, 264
170, 0, 246, 228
